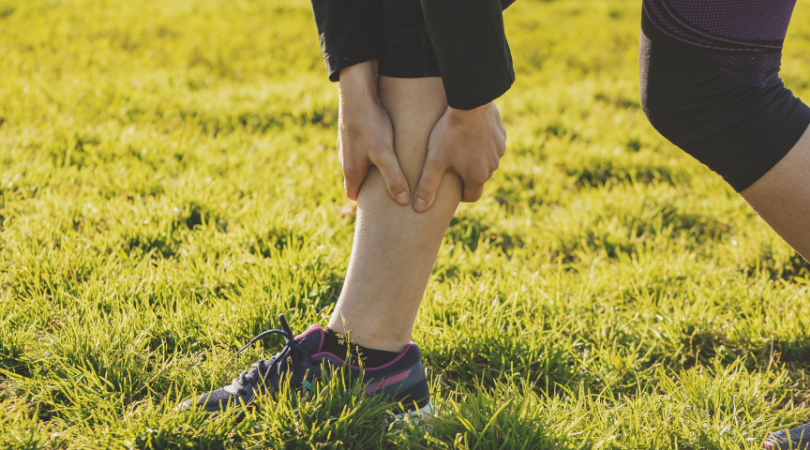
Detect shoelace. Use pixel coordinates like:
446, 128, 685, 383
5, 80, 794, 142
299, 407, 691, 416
233, 314, 318, 389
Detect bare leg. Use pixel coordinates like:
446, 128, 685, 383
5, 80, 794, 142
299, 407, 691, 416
744, 126, 810, 449
741, 125, 810, 260
327, 77, 462, 352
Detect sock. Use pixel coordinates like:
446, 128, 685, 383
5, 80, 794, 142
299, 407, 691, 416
321, 328, 400, 368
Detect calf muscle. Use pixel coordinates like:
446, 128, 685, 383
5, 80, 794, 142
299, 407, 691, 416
327, 77, 462, 351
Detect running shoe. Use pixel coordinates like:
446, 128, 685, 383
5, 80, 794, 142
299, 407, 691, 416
178, 314, 433, 418
765, 423, 810, 449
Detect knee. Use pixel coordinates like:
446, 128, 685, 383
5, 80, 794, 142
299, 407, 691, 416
639, 75, 677, 143
638, 36, 697, 145
641, 72, 782, 153
639, 32, 788, 147
638, 32, 723, 146
637, 13, 810, 192
639, 35, 809, 192
638, 61, 705, 149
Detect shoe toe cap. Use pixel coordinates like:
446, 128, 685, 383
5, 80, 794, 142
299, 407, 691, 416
178, 388, 247, 413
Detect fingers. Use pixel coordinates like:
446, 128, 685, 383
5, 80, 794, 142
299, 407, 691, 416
342, 160, 370, 202
492, 104, 507, 157
413, 158, 445, 213
342, 148, 409, 205
462, 182, 485, 203
461, 167, 488, 203
372, 150, 410, 205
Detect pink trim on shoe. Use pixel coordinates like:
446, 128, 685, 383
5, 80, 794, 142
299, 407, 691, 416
365, 370, 411, 393
311, 343, 417, 371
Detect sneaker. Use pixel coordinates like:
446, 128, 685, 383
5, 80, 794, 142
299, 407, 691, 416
179, 314, 433, 419
765, 423, 810, 449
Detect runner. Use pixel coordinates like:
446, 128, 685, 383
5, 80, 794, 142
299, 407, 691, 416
182, 0, 810, 446
179, 0, 513, 418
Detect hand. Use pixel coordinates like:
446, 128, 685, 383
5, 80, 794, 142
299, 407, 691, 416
337, 62, 410, 205
413, 103, 506, 212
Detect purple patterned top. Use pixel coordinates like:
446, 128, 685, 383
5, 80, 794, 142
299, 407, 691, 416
643, 0, 797, 51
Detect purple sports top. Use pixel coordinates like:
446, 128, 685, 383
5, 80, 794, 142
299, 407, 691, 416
643, 0, 798, 51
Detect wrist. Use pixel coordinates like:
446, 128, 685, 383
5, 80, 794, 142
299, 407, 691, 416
339, 60, 380, 105
447, 102, 490, 124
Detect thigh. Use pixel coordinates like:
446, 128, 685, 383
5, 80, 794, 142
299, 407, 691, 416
642, 0, 798, 51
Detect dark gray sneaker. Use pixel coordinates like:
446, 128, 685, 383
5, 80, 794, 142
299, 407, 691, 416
765, 423, 810, 449
179, 314, 433, 418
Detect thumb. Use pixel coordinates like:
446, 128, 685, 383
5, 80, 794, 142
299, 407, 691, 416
372, 149, 411, 206
413, 157, 446, 213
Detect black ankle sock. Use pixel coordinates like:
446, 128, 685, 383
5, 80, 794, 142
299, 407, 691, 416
322, 328, 400, 367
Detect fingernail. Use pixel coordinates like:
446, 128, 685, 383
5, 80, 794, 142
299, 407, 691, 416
414, 197, 426, 211
396, 191, 410, 205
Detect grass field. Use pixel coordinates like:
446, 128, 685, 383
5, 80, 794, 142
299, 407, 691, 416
5, 0, 810, 448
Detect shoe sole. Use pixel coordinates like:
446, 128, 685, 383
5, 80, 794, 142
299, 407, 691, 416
393, 401, 435, 429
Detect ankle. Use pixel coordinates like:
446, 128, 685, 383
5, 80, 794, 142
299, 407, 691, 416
322, 328, 403, 367
325, 322, 411, 353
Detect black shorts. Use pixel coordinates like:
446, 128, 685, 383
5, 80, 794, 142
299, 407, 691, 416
378, 0, 440, 78
640, 8, 810, 192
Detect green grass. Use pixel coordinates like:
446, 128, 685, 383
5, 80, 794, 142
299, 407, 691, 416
3, 0, 810, 447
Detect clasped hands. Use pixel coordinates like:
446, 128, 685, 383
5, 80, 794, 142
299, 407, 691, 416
337, 61, 506, 212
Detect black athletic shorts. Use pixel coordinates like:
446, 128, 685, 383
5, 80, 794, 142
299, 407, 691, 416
378, 0, 440, 78
640, 7, 810, 192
